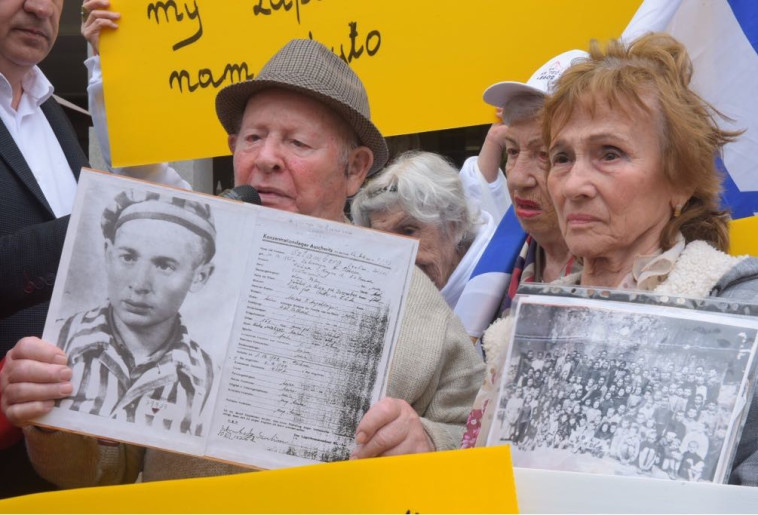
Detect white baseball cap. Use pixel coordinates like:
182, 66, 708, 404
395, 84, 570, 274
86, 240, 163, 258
483, 49, 589, 107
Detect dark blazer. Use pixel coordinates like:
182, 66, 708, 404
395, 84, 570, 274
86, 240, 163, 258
0, 96, 88, 498
0, 97, 88, 356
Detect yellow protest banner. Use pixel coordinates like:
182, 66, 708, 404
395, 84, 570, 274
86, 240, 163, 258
730, 215, 758, 256
101, 0, 641, 166
0, 446, 516, 513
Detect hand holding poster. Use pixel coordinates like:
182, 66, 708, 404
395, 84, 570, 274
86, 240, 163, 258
99, 0, 641, 166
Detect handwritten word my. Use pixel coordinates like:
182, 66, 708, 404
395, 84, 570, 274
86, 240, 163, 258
169, 62, 254, 93
147, 0, 203, 51
252, 0, 321, 25
310, 21, 381, 64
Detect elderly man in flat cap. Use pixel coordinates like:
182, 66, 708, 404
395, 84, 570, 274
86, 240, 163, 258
1, 38, 484, 487
56, 191, 216, 435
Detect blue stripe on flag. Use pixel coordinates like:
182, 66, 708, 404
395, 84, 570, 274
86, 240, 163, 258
469, 207, 527, 278
727, 0, 758, 54
718, 157, 758, 218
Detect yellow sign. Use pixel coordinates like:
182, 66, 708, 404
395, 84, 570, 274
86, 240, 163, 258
102, 0, 641, 166
730, 215, 758, 256
0, 446, 516, 513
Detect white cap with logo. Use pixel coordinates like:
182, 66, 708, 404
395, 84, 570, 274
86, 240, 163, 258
483, 49, 589, 108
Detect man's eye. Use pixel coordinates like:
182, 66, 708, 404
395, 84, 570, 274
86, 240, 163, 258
290, 139, 309, 149
505, 148, 519, 158
118, 253, 136, 263
155, 261, 177, 272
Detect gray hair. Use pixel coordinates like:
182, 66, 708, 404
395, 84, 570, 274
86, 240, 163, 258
503, 93, 545, 125
351, 151, 478, 248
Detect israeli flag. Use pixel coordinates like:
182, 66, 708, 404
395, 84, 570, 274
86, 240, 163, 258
623, 0, 758, 218
456, 208, 526, 338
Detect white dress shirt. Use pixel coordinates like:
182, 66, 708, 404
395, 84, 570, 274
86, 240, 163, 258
0, 66, 77, 218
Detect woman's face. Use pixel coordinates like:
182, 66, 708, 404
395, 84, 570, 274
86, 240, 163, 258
547, 99, 679, 267
504, 117, 561, 244
369, 206, 460, 290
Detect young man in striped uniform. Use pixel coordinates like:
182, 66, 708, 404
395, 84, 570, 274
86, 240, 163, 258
55, 191, 216, 436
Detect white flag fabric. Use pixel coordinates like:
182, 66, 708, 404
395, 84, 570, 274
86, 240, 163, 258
623, 0, 758, 218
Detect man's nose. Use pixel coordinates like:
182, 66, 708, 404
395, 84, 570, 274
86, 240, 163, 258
256, 137, 284, 174
129, 263, 154, 293
24, 0, 56, 18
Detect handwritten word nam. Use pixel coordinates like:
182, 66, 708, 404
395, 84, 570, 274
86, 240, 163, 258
147, 0, 203, 51
169, 62, 254, 93
252, 0, 321, 25
310, 21, 381, 64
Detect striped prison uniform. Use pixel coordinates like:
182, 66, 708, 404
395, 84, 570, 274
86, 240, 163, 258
55, 305, 214, 436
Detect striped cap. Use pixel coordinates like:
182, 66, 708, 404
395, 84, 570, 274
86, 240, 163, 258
101, 190, 216, 262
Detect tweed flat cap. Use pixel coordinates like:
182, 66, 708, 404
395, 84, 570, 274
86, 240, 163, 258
215, 39, 389, 176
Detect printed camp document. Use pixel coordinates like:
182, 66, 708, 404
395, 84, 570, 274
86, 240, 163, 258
37, 170, 418, 470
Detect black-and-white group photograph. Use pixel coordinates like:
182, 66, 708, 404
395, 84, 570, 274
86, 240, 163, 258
491, 294, 758, 483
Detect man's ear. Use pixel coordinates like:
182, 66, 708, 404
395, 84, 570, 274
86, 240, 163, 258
228, 134, 238, 153
345, 146, 373, 197
190, 263, 215, 292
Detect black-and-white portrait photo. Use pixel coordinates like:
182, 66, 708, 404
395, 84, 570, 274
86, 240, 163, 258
491, 293, 758, 483
48, 176, 246, 438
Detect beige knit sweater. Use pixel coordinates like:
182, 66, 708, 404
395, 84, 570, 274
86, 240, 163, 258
24, 267, 484, 487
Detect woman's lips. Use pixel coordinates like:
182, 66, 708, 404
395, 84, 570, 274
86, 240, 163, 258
514, 198, 542, 219
566, 213, 599, 226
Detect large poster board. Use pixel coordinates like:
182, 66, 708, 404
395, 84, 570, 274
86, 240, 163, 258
100, 0, 642, 166
36, 170, 417, 470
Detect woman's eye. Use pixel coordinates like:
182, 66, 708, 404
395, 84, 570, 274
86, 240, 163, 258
601, 148, 622, 161
506, 148, 519, 158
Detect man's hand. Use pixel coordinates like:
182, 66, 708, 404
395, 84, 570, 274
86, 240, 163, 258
0, 337, 72, 427
81, 0, 120, 55
350, 397, 434, 459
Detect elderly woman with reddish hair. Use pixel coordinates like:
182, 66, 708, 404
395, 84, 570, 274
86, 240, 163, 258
464, 32, 758, 485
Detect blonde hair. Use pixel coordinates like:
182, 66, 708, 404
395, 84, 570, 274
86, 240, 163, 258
543, 32, 742, 252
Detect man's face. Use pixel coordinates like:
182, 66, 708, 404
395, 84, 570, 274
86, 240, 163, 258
106, 218, 212, 329
0, 0, 61, 78
230, 88, 371, 222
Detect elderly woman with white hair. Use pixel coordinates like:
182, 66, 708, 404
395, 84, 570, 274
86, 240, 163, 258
351, 151, 497, 330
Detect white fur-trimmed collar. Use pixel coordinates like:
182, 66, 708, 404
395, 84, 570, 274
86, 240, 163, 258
654, 240, 746, 298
